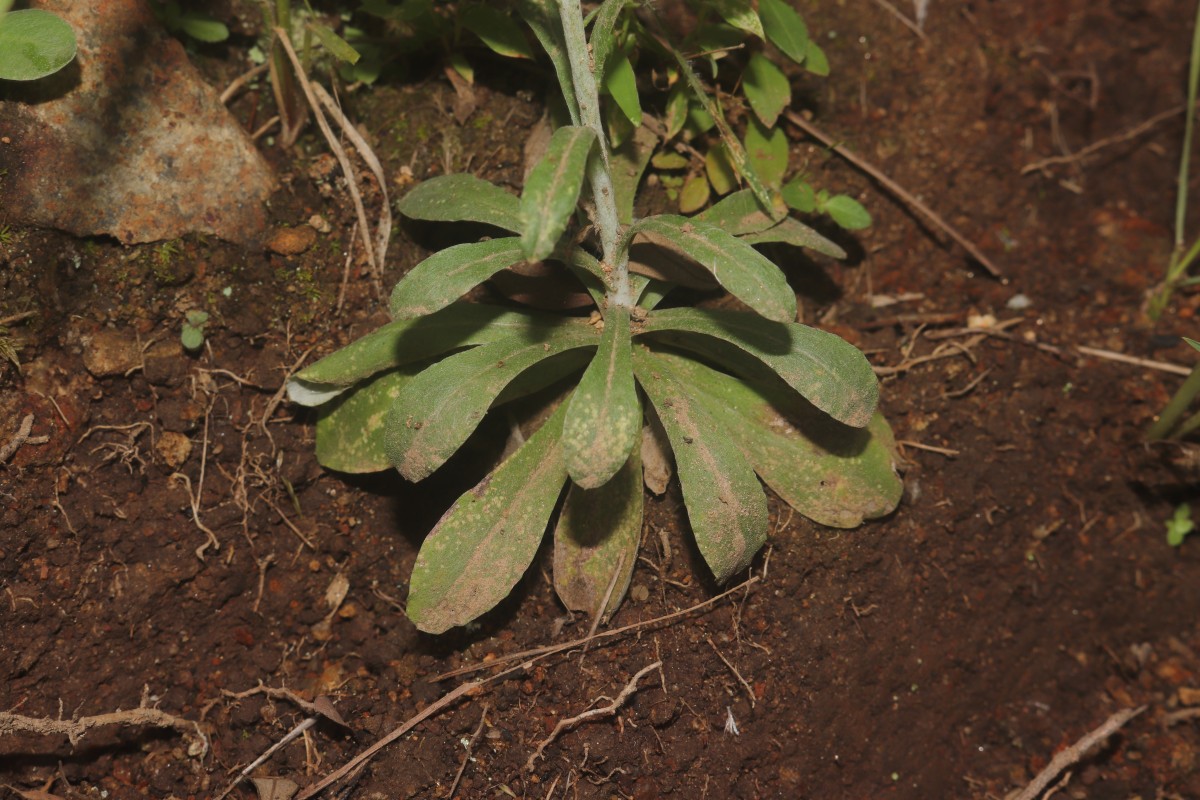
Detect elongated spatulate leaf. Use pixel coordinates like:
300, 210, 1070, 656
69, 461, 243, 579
386, 321, 598, 481
632, 347, 768, 583
647, 349, 901, 526
520, 125, 597, 261
316, 368, 417, 472
390, 238, 526, 318
638, 307, 879, 427
628, 215, 797, 322
562, 307, 640, 488
292, 304, 548, 394
553, 447, 642, 620
739, 217, 847, 259
397, 174, 522, 231
407, 402, 570, 633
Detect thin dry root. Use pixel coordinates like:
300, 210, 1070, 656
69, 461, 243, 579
0, 703, 209, 758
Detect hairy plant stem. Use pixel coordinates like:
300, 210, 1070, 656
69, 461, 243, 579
557, 0, 632, 308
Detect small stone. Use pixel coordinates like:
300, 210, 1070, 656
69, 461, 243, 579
82, 329, 141, 377
266, 225, 317, 256
1179, 686, 1200, 706
308, 214, 332, 234
630, 584, 650, 602
1006, 293, 1032, 310
155, 430, 192, 469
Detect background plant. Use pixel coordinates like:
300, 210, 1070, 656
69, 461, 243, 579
289, 0, 901, 634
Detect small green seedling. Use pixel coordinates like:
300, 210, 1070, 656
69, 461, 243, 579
1167, 503, 1195, 547
154, 2, 230, 44
180, 310, 209, 352
0, 5, 78, 81
290, 0, 901, 634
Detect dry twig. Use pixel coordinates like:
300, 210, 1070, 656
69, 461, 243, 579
1022, 105, 1184, 175
525, 661, 662, 771
784, 109, 1003, 279
0, 414, 35, 463
0, 699, 207, 757
448, 704, 489, 799
1012, 706, 1144, 800
869, 0, 926, 39
706, 637, 756, 708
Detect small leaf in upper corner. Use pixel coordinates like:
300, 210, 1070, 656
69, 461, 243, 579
743, 53, 791, 129
708, 0, 764, 39
758, 0, 809, 64
824, 194, 872, 230
0, 9, 77, 81
309, 22, 360, 64
461, 4, 535, 59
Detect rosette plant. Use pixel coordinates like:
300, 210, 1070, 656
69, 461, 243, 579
289, 0, 901, 634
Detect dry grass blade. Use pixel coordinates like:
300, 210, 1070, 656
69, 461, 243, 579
1012, 706, 1144, 800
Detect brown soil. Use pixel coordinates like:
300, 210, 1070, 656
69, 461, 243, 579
4, 1, 1200, 799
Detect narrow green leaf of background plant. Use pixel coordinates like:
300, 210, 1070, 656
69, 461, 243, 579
398, 174, 521, 231
638, 308, 879, 427
758, 0, 809, 64
0, 9, 77, 81
610, 126, 658, 225
628, 216, 797, 322
461, 3, 535, 59
743, 53, 790, 128
589, 0, 626, 78
740, 217, 847, 259
553, 447, 642, 620
316, 368, 417, 472
520, 126, 597, 261
517, 0, 581, 124
744, 118, 789, 188
603, 48, 642, 127
708, 0, 764, 39
562, 307, 640, 489
805, 39, 830, 76
665, 83, 689, 139
385, 321, 598, 481
824, 194, 872, 230
406, 402, 570, 633
649, 349, 901, 527
309, 22, 359, 63
293, 303, 542, 391
633, 348, 768, 583
390, 238, 527, 318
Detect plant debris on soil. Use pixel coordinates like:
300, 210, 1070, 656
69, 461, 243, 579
4, 1, 1200, 799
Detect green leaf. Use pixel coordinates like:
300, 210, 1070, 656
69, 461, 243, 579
696, 189, 778, 234
651, 151, 688, 170
665, 83, 689, 139
291, 303, 542, 392
589, 0, 626, 78
398, 174, 521, 231
520, 126, 597, 261
180, 12, 230, 43
553, 447, 642, 619
385, 321, 598, 481
743, 53, 791, 128
781, 179, 817, 212
406, 401, 570, 633
603, 49, 642, 127
647, 349, 900, 527
744, 118, 789, 188
316, 367, 417, 473
759, 0, 809, 64
805, 39, 830, 76
448, 50, 474, 83
180, 325, 205, 352
707, 0, 764, 39
824, 194, 872, 230
1185, 337, 1200, 353
638, 307, 879, 427
516, 0, 580, 124
461, 4, 534, 59
562, 307, 640, 489
628, 215, 797, 322
0, 9, 77, 81
309, 22, 359, 63
632, 348, 768, 582
1167, 503, 1195, 547
705, 145, 738, 196
610, 124, 658, 225
678, 174, 711, 214
390, 238, 527, 318
740, 217, 847, 259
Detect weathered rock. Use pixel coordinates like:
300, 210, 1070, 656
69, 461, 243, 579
266, 225, 317, 256
155, 430, 192, 469
0, 0, 274, 245
82, 329, 141, 377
